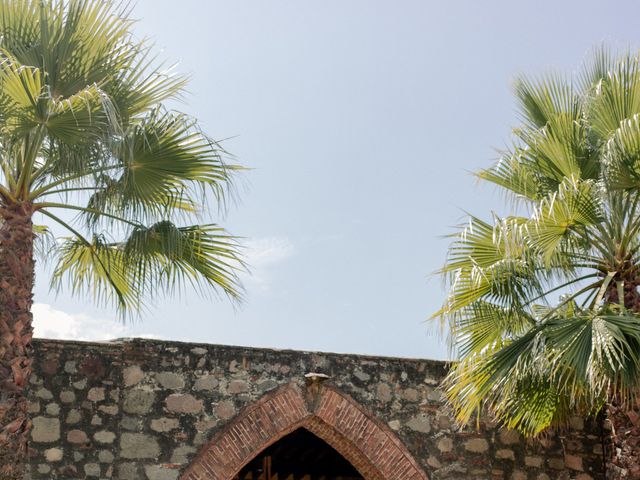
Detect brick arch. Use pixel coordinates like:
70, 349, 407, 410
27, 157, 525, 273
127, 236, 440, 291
180, 382, 428, 480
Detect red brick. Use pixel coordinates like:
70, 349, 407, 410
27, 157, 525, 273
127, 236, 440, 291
179, 383, 428, 480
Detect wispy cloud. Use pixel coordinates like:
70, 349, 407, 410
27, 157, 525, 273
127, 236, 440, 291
244, 236, 295, 267
32, 303, 159, 342
242, 236, 295, 292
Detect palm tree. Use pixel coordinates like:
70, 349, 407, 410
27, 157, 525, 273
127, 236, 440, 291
435, 50, 640, 479
0, 1, 244, 477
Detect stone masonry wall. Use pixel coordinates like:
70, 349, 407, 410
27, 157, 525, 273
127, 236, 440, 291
27, 338, 605, 479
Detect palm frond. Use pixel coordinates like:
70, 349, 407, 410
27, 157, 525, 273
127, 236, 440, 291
50, 221, 244, 314
514, 74, 577, 130
588, 53, 640, 142
476, 148, 544, 201
605, 113, 640, 190
453, 301, 535, 357
84, 109, 239, 223
0, 57, 43, 135
0, 0, 246, 319
526, 177, 602, 265
436, 49, 640, 438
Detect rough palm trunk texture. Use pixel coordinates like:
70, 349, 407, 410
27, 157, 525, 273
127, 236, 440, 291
605, 279, 640, 480
0, 203, 35, 480
606, 397, 640, 480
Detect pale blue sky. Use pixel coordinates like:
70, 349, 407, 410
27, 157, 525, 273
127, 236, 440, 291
33, 0, 638, 359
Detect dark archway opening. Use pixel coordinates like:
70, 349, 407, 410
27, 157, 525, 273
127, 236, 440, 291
234, 428, 364, 480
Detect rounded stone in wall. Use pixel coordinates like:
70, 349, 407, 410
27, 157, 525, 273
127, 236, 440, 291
407, 413, 431, 433
165, 394, 203, 414
44, 448, 63, 462
123, 365, 145, 386
31, 417, 60, 443
123, 389, 155, 415
120, 433, 160, 459
156, 372, 186, 390
145, 465, 179, 480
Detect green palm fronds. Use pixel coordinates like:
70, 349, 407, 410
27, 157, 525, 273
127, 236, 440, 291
435, 49, 640, 436
0, 0, 244, 315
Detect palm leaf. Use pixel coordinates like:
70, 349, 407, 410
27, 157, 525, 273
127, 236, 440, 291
436, 50, 640, 438
51, 221, 243, 314
0, 0, 246, 320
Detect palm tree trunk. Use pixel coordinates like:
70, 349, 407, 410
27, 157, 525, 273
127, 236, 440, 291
0, 202, 35, 480
601, 276, 640, 479
605, 396, 640, 480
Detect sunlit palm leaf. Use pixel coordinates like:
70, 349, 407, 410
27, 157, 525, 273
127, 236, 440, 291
514, 75, 578, 130
588, 53, 640, 142
85, 108, 237, 223
0, 59, 43, 134
123, 221, 244, 301
51, 222, 243, 313
52, 234, 138, 311
526, 177, 602, 264
606, 114, 640, 190
436, 50, 640, 439
0, 0, 245, 316
476, 148, 544, 201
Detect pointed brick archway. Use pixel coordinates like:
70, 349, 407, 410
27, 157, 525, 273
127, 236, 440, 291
180, 382, 429, 480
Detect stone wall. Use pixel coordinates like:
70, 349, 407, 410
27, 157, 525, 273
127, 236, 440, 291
27, 338, 605, 479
